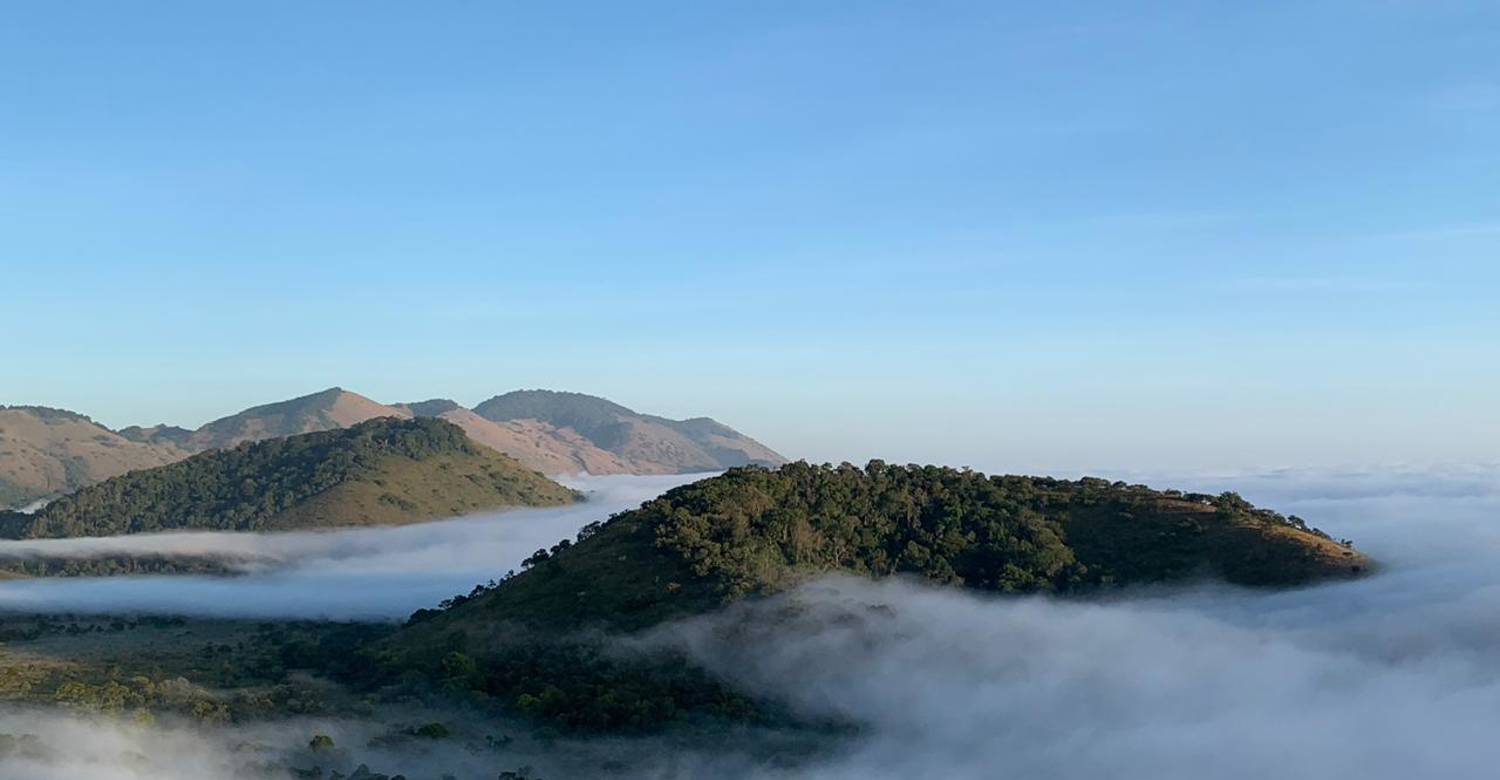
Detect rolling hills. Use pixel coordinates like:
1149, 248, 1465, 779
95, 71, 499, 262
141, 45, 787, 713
0, 406, 188, 508
0, 388, 783, 509
474, 390, 786, 473
177, 387, 411, 451
0, 387, 792, 510
392, 400, 633, 475
0, 417, 579, 539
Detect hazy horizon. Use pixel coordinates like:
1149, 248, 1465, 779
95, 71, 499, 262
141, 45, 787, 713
4, 1, 1497, 471
7, 381, 1495, 476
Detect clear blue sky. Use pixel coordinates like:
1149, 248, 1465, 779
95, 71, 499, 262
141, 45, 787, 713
2, 1, 1496, 472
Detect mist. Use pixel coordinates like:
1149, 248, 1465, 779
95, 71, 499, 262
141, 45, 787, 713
636, 463, 1500, 779
0, 473, 705, 619
3, 467, 1500, 778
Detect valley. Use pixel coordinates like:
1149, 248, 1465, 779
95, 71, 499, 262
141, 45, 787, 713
0, 453, 1390, 778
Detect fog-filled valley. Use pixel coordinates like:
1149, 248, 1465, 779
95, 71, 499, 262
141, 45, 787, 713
0, 474, 705, 620
0, 466, 1495, 778
6, 0, 1491, 774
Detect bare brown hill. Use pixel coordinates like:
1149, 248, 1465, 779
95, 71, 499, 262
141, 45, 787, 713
392, 403, 632, 475
185, 387, 411, 450
0, 407, 185, 508
473, 390, 786, 474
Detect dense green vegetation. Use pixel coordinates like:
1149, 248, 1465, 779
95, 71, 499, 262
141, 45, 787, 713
0, 418, 578, 539
401, 461, 1366, 635
367, 462, 1368, 732
295, 626, 779, 733
0, 460, 1372, 738
0, 614, 373, 724
0, 554, 236, 578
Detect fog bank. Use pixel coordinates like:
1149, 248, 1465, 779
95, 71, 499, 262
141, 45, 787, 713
3, 467, 1500, 778
637, 464, 1500, 779
0, 473, 704, 620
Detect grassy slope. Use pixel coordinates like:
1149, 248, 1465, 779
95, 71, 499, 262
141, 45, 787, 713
0, 407, 185, 508
472, 389, 787, 473
261, 448, 581, 531
4, 418, 579, 539
185, 387, 411, 450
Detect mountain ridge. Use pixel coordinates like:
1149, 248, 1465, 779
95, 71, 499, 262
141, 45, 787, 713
474, 389, 785, 474
0, 405, 188, 508
0, 417, 579, 539
0, 388, 784, 508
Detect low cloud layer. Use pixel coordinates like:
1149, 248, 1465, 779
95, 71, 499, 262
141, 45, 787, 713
642, 464, 1500, 779
0, 473, 703, 619
2, 467, 1500, 778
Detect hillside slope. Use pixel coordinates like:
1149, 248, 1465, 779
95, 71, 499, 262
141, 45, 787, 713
473, 390, 785, 473
1, 388, 783, 508
185, 387, 410, 450
0, 418, 578, 539
365, 461, 1368, 733
0, 407, 185, 508
394, 461, 1369, 640
394, 401, 633, 475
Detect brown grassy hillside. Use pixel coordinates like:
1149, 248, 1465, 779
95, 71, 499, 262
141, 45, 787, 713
0, 407, 185, 508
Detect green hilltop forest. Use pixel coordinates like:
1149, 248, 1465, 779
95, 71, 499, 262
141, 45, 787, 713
345, 461, 1368, 732
0, 417, 579, 539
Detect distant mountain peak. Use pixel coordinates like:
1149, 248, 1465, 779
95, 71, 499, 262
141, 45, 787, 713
2, 386, 785, 508
7, 417, 578, 539
186, 387, 409, 451
396, 399, 463, 418
0, 405, 94, 424
472, 389, 784, 473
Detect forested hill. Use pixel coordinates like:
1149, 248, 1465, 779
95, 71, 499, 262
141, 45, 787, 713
0, 418, 579, 539
399, 461, 1370, 637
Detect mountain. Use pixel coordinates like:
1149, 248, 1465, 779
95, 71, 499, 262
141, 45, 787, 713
0, 406, 186, 508
116, 424, 195, 449
0, 387, 785, 509
473, 390, 786, 473
393, 399, 633, 475
393, 398, 463, 417
368, 461, 1369, 731
185, 387, 411, 450
394, 461, 1369, 636
0, 417, 578, 539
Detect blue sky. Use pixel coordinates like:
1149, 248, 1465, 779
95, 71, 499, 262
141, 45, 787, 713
2, 1, 1496, 472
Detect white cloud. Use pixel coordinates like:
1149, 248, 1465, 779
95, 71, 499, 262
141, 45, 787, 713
0, 473, 706, 620
3, 467, 1500, 777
